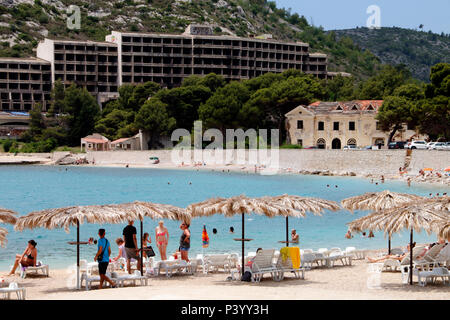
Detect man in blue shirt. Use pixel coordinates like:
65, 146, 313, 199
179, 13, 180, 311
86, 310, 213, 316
94, 229, 116, 289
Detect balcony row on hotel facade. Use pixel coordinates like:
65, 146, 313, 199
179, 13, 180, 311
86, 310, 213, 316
0, 24, 350, 113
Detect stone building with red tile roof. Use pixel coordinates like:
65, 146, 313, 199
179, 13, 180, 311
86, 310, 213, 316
285, 100, 426, 149
80, 133, 111, 151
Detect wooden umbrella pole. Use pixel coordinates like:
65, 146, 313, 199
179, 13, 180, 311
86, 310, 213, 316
241, 213, 245, 276
77, 220, 80, 290
388, 236, 391, 255
140, 220, 144, 276
409, 228, 413, 285
286, 217, 289, 247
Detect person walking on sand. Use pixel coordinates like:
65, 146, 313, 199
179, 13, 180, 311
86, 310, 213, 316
123, 220, 141, 274
8, 240, 38, 276
155, 220, 169, 261
94, 229, 116, 289
179, 222, 191, 262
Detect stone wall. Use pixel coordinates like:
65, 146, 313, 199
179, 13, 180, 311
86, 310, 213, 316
85, 149, 448, 175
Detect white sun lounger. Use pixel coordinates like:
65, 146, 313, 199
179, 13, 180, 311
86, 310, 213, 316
276, 249, 305, 280
112, 271, 148, 287
203, 254, 236, 273
300, 253, 315, 269
247, 249, 282, 282
382, 246, 427, 272
154, 259, 190, 277
413, 243, 446, 270
80, 271, 114, 291
0, 282, 26, 300
327, 249, 352, 267
19, 261, 49, 278
415, 267, 450, 286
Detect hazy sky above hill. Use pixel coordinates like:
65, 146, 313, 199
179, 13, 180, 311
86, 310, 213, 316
275, 0, 450, 34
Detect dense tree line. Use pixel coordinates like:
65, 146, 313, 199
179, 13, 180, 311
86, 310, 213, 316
11, 63, 450, 152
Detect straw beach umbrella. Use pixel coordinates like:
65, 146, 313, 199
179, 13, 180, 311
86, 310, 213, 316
0, 207, 18, 225
347, 200, 448, 285
0, 208, 18, 248
431, 220, 450, 241
341, 190, 425, 253
0, 227, 8, 247
187, 195, 313, 275
260, 194, 341, 246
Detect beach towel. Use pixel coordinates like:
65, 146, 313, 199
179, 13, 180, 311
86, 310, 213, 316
280, 247, 301, 269
288, 247, 301, 269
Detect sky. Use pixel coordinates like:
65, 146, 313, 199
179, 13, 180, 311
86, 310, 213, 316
275, 0, 450, 34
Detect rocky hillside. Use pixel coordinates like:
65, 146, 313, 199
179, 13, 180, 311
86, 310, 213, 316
332, 27, 450, 82
1, 0, 381, 79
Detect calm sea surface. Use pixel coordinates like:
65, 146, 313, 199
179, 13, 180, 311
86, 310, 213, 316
0, 165, 448, 270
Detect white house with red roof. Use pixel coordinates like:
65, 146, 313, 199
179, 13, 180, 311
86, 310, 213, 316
111, 133, 142, 150
80, 133, 111, 151
285, 100, 426, 149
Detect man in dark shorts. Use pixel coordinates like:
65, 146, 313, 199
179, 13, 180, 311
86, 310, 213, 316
123, 220, 141, 274
94, 229, 116, 289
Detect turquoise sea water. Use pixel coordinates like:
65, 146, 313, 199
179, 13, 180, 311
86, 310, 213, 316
0, 165, 448, 270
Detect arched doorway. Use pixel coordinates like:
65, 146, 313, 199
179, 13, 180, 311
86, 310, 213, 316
347, 138, 356, 146
316, 138, 326, 149
332, 138, 341, 149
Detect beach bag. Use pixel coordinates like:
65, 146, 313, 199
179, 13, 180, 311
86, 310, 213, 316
145, 246, 156, 257
241, 271, 252, 282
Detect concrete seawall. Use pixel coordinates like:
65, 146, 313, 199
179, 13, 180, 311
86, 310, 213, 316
85, 149, 449, 175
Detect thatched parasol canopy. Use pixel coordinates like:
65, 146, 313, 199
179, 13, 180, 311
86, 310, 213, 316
187, 195, 305, 218
117, 201, 191, 223
0, 207, 18, 225
347, 201, 448, 237
341, 190, 425, 213
434, 221, 450, 240
261, 194, 341, 216
15, 201, 190, 233
14, 204, 136, 232
0, 227, 7, 247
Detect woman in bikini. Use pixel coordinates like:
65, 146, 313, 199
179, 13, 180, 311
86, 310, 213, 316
155, 220, 169, 261
9, 240, 37, 276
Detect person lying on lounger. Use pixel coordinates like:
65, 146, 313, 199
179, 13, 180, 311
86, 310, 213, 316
367, 243, 415, 263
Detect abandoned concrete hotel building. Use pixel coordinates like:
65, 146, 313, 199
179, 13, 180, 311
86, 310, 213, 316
0, 25, 346, 116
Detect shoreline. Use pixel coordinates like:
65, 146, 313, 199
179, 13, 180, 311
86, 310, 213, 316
0, 150, 448, 187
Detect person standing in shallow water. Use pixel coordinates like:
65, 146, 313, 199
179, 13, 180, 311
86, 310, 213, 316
179, 222, 191, 262
291, 229, 299, 243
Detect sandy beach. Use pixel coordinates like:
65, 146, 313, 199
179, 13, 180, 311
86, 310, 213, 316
1, 254, 448, 300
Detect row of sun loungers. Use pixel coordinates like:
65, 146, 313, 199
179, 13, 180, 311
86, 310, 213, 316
80, 270, 149, 290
